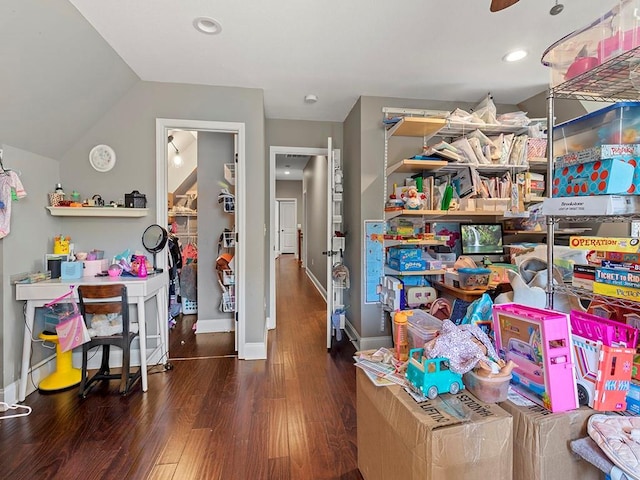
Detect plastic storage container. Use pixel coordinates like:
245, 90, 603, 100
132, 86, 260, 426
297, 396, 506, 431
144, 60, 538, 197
457, 268, 491, 290
405, 309, 442, 350
553, 102, 640, 157
462, 370, 511, 403
542, 0, 640, 88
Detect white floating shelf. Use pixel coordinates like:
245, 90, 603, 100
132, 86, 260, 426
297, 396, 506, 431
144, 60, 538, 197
46, 207, 149, 217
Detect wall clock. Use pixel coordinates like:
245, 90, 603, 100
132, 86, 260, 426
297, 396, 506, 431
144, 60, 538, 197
89, 144, 116, 172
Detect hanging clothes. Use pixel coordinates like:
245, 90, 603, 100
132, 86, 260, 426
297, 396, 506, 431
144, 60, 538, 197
182, 242, 198, 265
0, 171, 27, 239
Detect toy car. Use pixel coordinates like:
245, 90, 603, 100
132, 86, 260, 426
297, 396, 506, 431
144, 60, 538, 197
405, 348, 464, 399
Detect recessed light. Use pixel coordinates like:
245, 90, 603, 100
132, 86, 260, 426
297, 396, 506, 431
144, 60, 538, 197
304, 94, 318, 104
193, 17, 222, 35
503, 49, 528, 62
284, 170, 290, 175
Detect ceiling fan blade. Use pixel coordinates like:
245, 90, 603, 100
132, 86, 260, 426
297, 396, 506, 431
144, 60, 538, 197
490, 0, 519, 12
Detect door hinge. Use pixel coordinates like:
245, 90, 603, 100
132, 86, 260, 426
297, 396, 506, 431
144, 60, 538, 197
236, 232, 239, 243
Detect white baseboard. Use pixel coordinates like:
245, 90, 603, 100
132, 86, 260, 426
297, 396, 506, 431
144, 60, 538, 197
306, 269, 327, 301
1, 355, 58, 405
3, 345, 167, 404
242, 341, 267, 359
343, 319, 391, 352
195, 317, 234, 334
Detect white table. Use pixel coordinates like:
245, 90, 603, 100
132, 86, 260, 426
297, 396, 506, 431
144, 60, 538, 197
15, 272, 169, 401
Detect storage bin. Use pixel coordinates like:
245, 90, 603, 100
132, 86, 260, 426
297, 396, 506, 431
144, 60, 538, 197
553, 102, 640, 157
552, 158, 635, 197
181, 297, 197, 314
60, 261, 83, 280
542, 1, 640, 88
82, 259, 108, 277
463, 370, 511, 403
457, 267, 491, 290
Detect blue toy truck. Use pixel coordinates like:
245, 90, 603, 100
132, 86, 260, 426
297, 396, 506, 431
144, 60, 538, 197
406, 348, 464, 399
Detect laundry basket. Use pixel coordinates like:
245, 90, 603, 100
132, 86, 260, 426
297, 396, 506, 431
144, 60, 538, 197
181, 297, 198, 314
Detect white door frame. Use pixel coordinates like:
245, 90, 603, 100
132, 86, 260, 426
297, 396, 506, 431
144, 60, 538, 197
276, 198, 297, 255
156, 118, 247, 359
269, 146, 327, 330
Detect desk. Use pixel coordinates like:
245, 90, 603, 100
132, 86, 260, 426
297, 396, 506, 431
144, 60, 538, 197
15, 272, 168, 402
432, 281, 488, 302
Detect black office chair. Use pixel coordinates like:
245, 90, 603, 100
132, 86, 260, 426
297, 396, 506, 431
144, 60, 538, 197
77, 284, 141, 397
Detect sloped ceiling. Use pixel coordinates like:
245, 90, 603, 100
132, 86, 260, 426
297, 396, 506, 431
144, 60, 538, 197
0, 0, 139, 159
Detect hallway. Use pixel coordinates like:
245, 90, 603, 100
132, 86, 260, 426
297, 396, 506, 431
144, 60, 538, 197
0, 255, 362, 479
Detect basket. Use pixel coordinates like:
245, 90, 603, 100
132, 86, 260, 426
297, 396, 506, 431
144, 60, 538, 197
181, 297, 198, 314
221, 292, 235, 312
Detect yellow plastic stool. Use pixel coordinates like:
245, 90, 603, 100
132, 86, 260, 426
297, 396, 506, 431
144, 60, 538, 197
38, 332, 82, 391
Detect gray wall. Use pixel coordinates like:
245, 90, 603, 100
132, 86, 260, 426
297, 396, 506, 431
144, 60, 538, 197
0, 0, 138, 160
2, 146, 61, 386
265, 119, 343, 318
276, 181, 303, 229
303, 156, 328, 288
197, 132, 235, 321
342, 99, 362, 335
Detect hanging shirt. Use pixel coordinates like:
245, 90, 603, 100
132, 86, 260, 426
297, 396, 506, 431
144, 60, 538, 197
0, 172, 27, 239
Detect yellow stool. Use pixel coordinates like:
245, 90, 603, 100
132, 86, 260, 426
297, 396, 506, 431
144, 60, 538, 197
38, 332, 82, 391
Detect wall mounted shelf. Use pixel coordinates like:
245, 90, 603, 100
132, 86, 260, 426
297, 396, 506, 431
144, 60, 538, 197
46, 207, 149, 217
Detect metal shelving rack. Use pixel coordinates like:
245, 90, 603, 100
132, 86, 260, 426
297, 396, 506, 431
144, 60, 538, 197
544, 45, 640, 307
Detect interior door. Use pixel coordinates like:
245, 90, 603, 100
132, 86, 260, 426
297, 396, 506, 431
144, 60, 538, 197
326, 137, 344, 349
278, 200, 297, 254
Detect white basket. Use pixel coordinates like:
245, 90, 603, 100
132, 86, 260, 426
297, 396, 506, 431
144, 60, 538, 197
222, 269, 235, 286
182, 297, 198, 314
221, 292, 235, 312
224, 163, 236, 185
223, 230, 236, 248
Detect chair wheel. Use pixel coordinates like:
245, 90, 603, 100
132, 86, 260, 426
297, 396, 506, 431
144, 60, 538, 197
164, 362, 174, 371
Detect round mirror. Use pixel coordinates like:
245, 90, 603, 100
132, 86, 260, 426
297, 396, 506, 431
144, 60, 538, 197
142, 224, 168, 273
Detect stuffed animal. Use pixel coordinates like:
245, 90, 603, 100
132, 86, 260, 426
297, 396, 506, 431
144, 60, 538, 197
401, 186, 426, 210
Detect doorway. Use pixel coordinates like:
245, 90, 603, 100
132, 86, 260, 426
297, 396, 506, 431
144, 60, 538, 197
276, 199, 297, 256
268, 146, 328, 331
156, 119, 247, 359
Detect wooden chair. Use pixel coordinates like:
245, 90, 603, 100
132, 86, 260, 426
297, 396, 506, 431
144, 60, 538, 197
77, 284, 141, 397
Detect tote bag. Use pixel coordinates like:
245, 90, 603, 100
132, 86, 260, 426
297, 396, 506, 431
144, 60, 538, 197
55, 304, 90, 352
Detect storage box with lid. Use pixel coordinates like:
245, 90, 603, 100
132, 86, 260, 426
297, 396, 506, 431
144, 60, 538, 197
462, 370, 511, 403
541, 0, 640, 89
405, 309, 442, 350
553, 102, 640, 157
83, 259, 109, 277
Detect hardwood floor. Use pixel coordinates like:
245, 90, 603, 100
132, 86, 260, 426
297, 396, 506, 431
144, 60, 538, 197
0, 256, 363, 480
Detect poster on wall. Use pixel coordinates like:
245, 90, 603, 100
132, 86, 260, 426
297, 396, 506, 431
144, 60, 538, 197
364, 220, 384, 304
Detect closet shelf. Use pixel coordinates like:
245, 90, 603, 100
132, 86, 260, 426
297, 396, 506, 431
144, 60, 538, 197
46, 207, 148, 217
554, 284, 640, 311
384, 209, 504, 221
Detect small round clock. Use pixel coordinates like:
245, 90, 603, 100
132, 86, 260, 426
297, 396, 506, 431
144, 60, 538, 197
89, 144, 116, 172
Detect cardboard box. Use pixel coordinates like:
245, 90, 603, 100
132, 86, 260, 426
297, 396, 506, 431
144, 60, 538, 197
552, 158, 635, 197
499, 401, 601, 480
357, 369, 513, 480
542, 195, 640, 216
569, 236, 640, 253
572, 264, 595, 291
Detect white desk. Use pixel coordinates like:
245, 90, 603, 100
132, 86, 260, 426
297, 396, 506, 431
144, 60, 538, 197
15, 272, 169, 402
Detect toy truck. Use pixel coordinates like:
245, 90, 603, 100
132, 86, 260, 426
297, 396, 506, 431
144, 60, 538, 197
406, 348, 464, 399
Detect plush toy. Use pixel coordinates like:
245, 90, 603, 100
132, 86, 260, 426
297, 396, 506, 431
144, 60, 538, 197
401, 186, 426, 210
87, 313, 125, 337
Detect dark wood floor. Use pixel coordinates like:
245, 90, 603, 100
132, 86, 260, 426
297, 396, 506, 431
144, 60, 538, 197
0, 256, 362, 480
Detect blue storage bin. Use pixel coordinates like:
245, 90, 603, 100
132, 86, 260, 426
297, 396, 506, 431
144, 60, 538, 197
553, 102, 640, 157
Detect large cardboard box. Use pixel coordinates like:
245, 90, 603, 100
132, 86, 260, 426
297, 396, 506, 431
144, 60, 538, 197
357, 369, 512, 480
499, 401, 600, 480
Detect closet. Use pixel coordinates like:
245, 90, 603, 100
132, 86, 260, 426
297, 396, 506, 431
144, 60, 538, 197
167, 130, 237, 331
